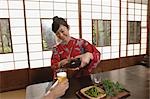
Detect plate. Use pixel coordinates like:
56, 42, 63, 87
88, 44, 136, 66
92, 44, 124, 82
80, 86, 106, 99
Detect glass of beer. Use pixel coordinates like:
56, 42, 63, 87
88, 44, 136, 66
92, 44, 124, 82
56, 68, 67, 82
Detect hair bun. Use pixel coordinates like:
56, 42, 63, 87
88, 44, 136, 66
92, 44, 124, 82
53, 16, 59, 21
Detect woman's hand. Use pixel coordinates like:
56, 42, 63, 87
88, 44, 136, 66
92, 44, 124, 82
75, 52, 93, 68
59, 59, 70, 68
44, 79, 69, 99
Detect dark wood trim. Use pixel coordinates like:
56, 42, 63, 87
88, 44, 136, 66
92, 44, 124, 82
78, 0, 82, 38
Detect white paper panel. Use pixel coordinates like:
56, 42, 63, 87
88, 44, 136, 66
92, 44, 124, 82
81, 0, 91, 4
67, 11, 78, 18
121, 39, 127, 44
0, 10, 9, 18
102, 6, 110, 13
121, 45, 126, 51
142, 22, 147, 27
43, 51, 52, 59
141, 33, 147, 38
66, 0, 78, 3
25, 1, 39, 9
40, 10, 53, 18
121, 1, 127, 8
40, 0, 53, 1
121, 8, 127, 14
26, 19, 40, 27
112, 21, 119, 27
44, 59, 51, 67
82, 34, 92, 41
27, 27, 41, 35
111, 14, 119, 20
92, 13, 101, 19
112, 7, 119, 14
92, 0, 101, 5
92, 5, 101, 12
111, 52, 119, 58
142, 4, 147, 10
142, 16, 147, 21
135, 4, 141, 9
28, 36, 42, 44
0, 53, 14, 62
69, 27, 79, 33
11, 27, 25, 36
121, 33, 127, 39
96, 47, 102, 53
112, 0, 119, 7
112, 34, 119, 40
102, 53, 110, 60
102, 46, 111, 53
111, 46, 119, 52
12, 36, 26, 44
121, 15, 127, 21
141, 38, 147, 44
102, 13, 111, 20
128, 15, 134, 20
141, 44, 146, 49
67, 3, 78, 11
14, 53, 28, 61
141, 49, 146, 54
142, 10, 147, 16
121, 27, 127, 33
8, 1, 23, 9
67, 19, 79, 26
111, 27, 119, 33
82, 12, 91, 19
82, 20, 91, 27
135, 9, 141, 15
128, 9, 134, 15
134, 44, 140, 49
128, 44, 134, 50
102, 0, 110, 6
128, 3, 134, 9
13, 44, 27, 52
30, 60, 43, 68
54, 3, 66, 10
82, 27, 92, 33
9, 10, 24, 18
81, 5, 91, 12
141, 28, 147, 33
10, 19, 25, 27
0, 62, 14, 71
54, 0, 66, 2
40, 2, 53, 10
111, 40, 119, 45
135, 15, 141, 21
127, 50, 133, 56
121, 51, 126, 57
29, 44, 42, 52
0, 0, 8, 9
15, 61, 28, 69
26, 10, 40, 18
29, 52, 43, 60
134, 50, 140, 55
121, 21, 127, 27
54, 11, 66, 18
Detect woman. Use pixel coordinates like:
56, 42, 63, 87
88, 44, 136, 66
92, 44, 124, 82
51, 16, 100, 78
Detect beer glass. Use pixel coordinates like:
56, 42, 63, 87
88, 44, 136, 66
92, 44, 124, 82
56, 68, 67, 82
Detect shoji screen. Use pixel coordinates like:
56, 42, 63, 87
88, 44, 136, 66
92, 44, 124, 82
0, 0, 28, 71
25, 0, 79, 68
81, 0, 120, 60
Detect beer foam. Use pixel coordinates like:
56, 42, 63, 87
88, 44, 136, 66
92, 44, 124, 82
57, 72, 67, 77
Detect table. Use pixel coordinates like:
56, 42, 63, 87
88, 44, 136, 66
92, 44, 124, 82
26, 65, 149, 99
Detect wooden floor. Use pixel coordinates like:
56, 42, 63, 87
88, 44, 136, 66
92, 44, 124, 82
0, 65, 149, 99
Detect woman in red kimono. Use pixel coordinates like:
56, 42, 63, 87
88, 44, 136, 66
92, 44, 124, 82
51, 16, 100, 78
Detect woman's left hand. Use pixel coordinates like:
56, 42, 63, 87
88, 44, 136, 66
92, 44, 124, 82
75, 52, 93, 68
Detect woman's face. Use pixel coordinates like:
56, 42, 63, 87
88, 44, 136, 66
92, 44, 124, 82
55, 25, 70, 42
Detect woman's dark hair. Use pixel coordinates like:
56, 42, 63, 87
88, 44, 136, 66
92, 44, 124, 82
52, 16, 69, 33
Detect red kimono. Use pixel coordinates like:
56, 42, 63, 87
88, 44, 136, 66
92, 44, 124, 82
51, 37, 100, 77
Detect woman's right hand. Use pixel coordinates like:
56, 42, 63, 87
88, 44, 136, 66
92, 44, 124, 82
59, 59, 70, 68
